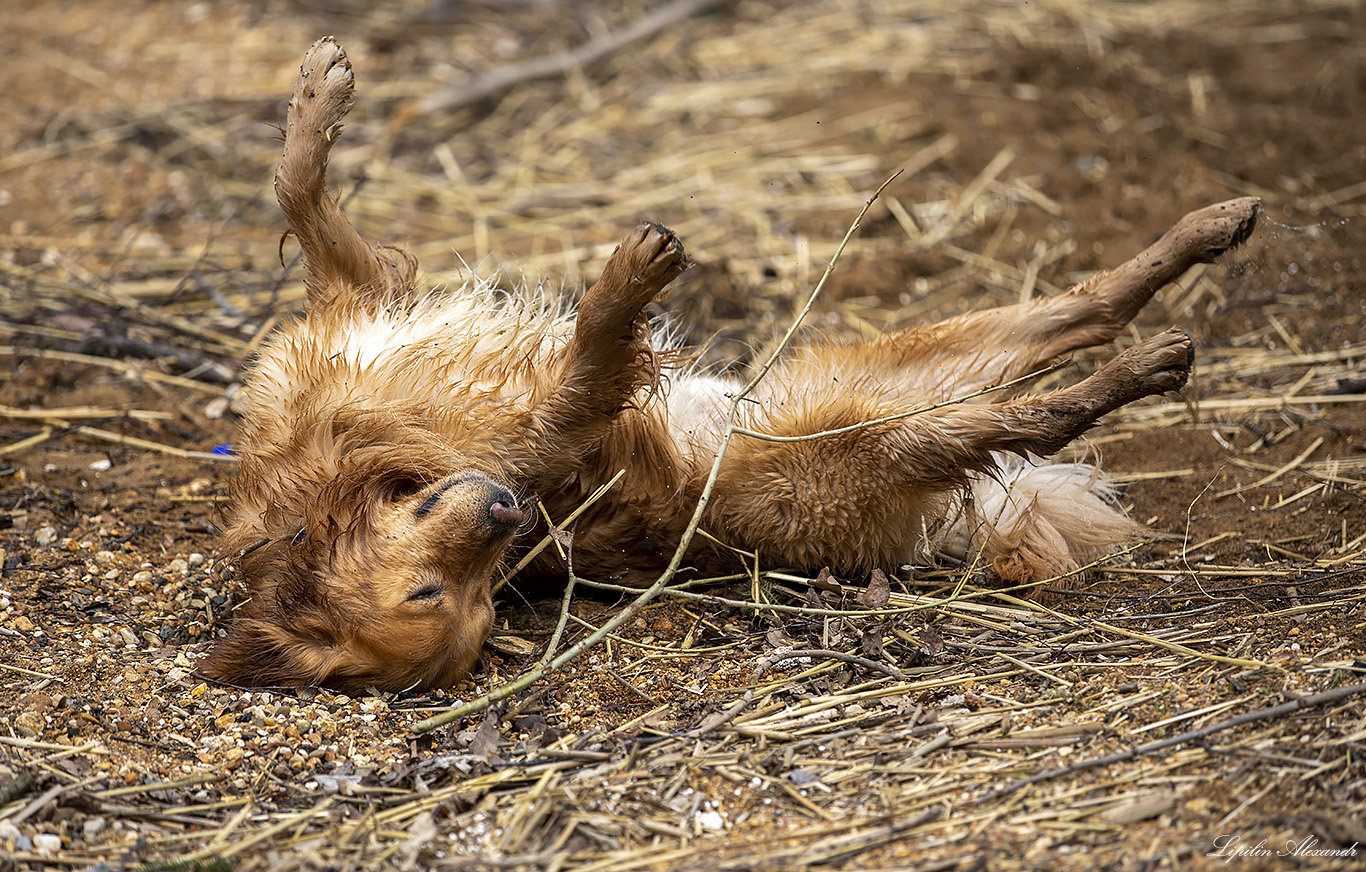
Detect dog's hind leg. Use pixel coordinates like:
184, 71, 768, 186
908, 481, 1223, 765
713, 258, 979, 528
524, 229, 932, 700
706, 328, 1195, 588
275, 37, 416, 308
834, 198, 1259, 401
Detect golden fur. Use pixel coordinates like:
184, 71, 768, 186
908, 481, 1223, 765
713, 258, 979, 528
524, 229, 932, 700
200, 38, 1259, 693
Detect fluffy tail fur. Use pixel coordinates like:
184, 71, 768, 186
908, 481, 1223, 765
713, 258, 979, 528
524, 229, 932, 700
934, 455, 1142, 596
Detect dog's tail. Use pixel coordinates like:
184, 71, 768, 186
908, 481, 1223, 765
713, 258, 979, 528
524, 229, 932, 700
933, 455, 1143, 596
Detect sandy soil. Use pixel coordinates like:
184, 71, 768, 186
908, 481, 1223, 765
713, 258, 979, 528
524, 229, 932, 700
1, 1, 1363, 870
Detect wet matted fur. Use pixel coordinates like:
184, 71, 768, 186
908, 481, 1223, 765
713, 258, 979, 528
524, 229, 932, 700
201, 38, 1259, 693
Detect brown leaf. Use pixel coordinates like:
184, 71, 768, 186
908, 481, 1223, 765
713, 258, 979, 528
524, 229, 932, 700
804, 586, 828, 612
855, 567, 891, 608
810, 566, 842, 593
860, 622, 887, 660
468, 710, 501, 760
765, 627, 793, 648
919, 625, 944, 656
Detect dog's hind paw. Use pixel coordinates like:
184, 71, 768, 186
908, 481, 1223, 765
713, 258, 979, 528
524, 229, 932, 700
289, 37, 356, 142
1109, 327, 1194, 396
1166, 196, 1260, 264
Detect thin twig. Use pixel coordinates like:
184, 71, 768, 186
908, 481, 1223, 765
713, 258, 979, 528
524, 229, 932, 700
407, 0, 732, 119
0, 404, 173, 422
0, 347, 224, 395
497, 468, 626, 590
0, 427, 53, 457
684, 690, 752, 738
536, 545, 580, 673
1213, 435, 1323, 498
76, 426, 235, 463
758, 648, 908, 681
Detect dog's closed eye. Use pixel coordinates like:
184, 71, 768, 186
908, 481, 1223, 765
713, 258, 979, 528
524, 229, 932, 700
406, 584, 443, 602
386, 477, 426, 501
414, 490, 444, 519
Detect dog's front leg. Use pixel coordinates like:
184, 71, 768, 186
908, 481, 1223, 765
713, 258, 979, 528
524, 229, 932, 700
512, 223, 688, 471
276, 37, 416, 306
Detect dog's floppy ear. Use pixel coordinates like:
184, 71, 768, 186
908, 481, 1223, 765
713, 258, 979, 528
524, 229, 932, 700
199, 618, 308, 688
200, 613, 357, 690
200, 541, 361, 689
200, 612, 340, 686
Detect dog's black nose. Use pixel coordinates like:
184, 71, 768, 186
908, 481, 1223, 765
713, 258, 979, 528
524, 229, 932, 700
415, 474, 523, 529
487, 490, 524, 531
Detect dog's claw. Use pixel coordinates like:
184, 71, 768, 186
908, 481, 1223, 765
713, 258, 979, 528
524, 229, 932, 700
621, 221, 689, 289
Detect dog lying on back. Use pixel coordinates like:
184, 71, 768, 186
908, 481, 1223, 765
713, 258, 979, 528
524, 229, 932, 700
201, 38, 1259, 693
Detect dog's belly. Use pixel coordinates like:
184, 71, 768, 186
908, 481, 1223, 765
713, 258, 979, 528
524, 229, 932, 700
663, 373, 738, 454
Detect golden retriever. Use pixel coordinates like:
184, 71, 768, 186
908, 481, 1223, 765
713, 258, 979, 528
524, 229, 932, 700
200, 38, 1259, 693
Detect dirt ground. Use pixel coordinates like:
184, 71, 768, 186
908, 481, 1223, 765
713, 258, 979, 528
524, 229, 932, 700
1, 1, 1364, 870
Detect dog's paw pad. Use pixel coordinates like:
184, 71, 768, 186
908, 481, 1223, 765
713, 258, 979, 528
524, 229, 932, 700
632, 222, 689, 285
289, 37, 356, 133
1118, 328, 1193, 394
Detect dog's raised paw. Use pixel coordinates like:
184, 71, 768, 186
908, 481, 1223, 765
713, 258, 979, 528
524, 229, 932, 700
1171, 196, 1261, 263
623, 222, 689, 289
1115, 327, 1194, 395
289, 37, 356, 136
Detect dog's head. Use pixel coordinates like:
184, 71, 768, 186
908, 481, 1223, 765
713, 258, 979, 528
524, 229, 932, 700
201, 406, 524, 694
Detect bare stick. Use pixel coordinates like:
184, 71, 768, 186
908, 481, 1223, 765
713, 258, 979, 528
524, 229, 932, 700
684, 691, 752, 738
757, 649, 909, 681
536, 544, 580, 673
0, 428, 53, 457
410, 172, 900, 734
495, 468, 626, 591
575, 576, 925, 618
76, 426, 236, 463
736, 171, 902, 401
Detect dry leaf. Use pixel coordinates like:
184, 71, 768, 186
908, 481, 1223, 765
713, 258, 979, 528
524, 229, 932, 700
919, 625, 945, 656
861, 622, 887, 660
855, 567, 891, 608
468, 710, 501, 760
811, 566, 842, 593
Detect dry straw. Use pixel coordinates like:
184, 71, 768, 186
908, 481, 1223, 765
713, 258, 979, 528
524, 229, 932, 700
1, 0, 1362, 869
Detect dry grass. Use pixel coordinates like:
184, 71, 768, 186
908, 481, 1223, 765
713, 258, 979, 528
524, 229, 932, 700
1, 0, 1364, 869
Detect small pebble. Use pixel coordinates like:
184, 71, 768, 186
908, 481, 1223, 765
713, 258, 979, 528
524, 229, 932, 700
33, 832, 62, 854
